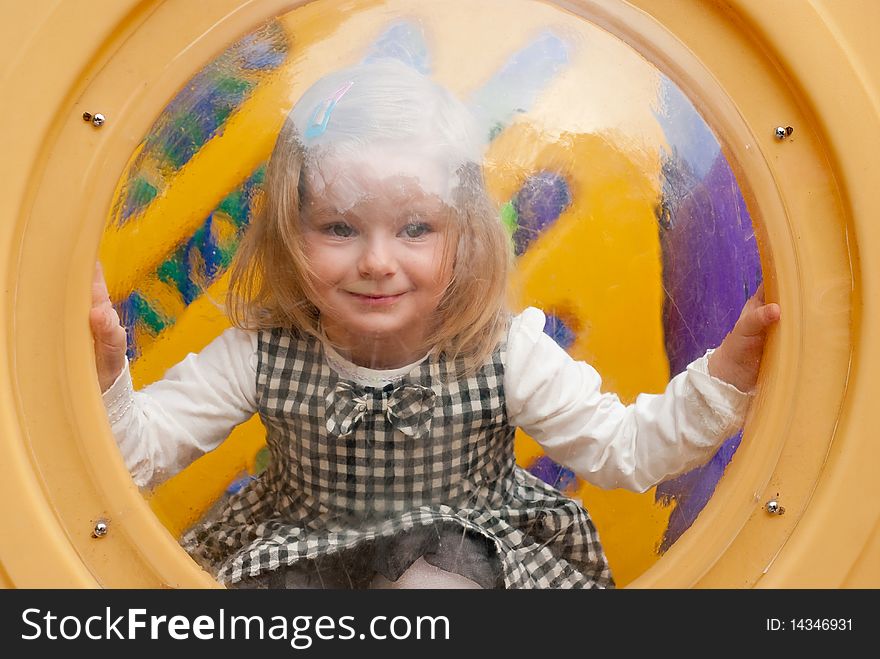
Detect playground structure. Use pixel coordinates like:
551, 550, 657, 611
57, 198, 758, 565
0, 0, 877, 588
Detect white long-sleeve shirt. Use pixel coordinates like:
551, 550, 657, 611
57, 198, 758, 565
103, 307, 751, 492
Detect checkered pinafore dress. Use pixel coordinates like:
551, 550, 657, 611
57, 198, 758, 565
182, 327, 614, 588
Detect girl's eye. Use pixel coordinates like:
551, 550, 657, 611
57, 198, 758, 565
324, 223, 355, 238
402, 222, 431, 239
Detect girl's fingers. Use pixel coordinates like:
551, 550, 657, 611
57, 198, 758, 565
89, 263, 127, 390
89, 306, 111, 337
89, 305, 125, 346
735, 283, 777, 336
753, 281, 765, 303
761, 302, 781, 326
92, 261, 111, 306
736, 302, 781, 337
90, 262, 126, 346
742, 283, 765, 315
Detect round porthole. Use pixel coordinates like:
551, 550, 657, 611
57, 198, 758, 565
0, 0, 875, 588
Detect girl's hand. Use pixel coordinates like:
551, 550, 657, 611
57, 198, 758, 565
89, 262, 128, 393
707, 283, 781, 393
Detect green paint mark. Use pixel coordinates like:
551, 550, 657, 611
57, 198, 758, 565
500, 201, 518, 236
192, 223, 208, 245
253, 446, 270, 475
163, 113, 206, 168
128, 176, 158, 208
132, 293, 167, 334
215, 75, 252, 99
216, 245, 235, 269
213, 105, 232, 127
157, 256, 188, 292
218, 190, 244, 222
488, 121, 505, 141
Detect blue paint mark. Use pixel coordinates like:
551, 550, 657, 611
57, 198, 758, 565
527, 456, 578, 492
226, 473, 258, 494
652, 75, 720, 181
159, 220, 224, 306
237, 28, 287, 70
511, 172, 571, 255
157, 76, 253, 172
194, 220, 221, 282
363, 21, 431, 74
116, 296, 139, 361
543, 313, 576, 350
468, 30, 570, 141
117, 292, 169, 357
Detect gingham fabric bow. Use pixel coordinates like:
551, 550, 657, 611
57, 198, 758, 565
324, 380, 436, 439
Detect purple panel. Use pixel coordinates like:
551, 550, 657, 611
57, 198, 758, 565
653, 76, 762, 548
526, 455, 578, 493
512, 172, 571, 256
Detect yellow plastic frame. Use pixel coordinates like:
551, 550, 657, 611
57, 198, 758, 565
0, 0, 876, 587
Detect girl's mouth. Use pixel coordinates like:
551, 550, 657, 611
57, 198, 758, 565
346, 291, 406, 306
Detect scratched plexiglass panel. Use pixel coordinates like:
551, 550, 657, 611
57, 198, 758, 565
100, 0, 761, 586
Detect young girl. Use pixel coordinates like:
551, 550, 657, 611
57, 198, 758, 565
91, 58, 780, 589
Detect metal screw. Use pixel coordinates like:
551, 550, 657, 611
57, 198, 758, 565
765, 499, 785, 515
774, 126, 793, 140
82, 112, 106, 127
92, 520, 109, 538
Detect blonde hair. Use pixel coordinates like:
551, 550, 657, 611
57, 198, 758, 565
227, 60, 512, 374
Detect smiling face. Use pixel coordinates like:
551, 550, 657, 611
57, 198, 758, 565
300, 152, 455, 368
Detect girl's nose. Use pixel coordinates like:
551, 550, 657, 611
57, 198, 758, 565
357, 238, 397, 278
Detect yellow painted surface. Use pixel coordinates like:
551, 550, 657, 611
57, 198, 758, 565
148, 416, 267, 537
486, 123, 673, 584
0, 0, 876, 589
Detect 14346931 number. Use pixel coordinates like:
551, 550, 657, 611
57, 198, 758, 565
790, 619, 852, 631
